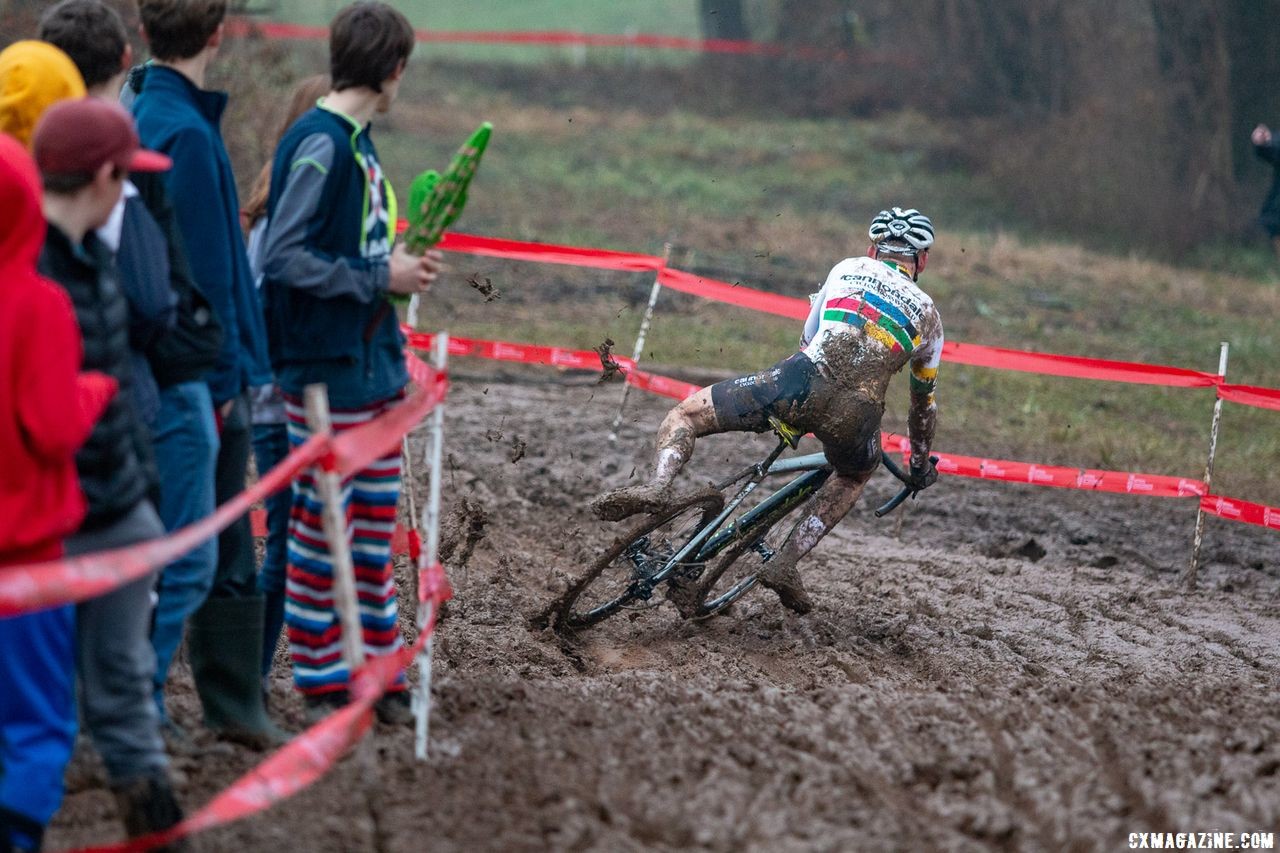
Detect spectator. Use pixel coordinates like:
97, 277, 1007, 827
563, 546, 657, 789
242, 73, 331, 685
32, 98, 185, 844
132, 0, 280, 745
261, 1, 441, 723
0, 133, 117, 853
39, 0, 226, 743
1252, 123, 1280, 261
40, 0, 176, 433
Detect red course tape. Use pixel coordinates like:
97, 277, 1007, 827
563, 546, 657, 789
1217, 384, 1280, 413
423, 230, 1244, 391
229, 19, 843, 59
77, 564, 453, 853
411, 329, 1280, 530
0, 353, 444, 618
0, 434, 327, 618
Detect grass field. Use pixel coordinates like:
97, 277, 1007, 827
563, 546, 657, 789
216, 42, 1280, 507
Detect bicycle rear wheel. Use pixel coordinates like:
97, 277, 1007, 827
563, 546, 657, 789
694, 471, 827, 617
551, 489, 724, 633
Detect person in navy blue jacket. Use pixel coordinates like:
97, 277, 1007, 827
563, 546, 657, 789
261, 1, 441, 725
132, 0, 281, 747
1252, 123, 1280, 261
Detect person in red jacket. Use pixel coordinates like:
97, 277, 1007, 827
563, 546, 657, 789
0, 132, 117, 853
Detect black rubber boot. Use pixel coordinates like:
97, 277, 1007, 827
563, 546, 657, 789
261, 588, 286, 679
374, 690, 415, 726
302, 690, 349, 725
187, 595, 288, 748
110, 774, 186, 852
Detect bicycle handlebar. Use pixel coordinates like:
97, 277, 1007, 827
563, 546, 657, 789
874, 454, 938, 517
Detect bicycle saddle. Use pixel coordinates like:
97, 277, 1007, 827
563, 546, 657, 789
768, 416, 802, 450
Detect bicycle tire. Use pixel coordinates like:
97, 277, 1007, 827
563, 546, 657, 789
693, 474, 824, 618
551, 489, 724, 633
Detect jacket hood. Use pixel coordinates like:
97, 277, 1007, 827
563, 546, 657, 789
0, 132, 46, 273
0, 40, 85, 148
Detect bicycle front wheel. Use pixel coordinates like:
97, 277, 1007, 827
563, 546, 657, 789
551, 489, 724, 633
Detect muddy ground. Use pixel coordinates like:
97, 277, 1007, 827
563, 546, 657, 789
49, 364, 1280, 852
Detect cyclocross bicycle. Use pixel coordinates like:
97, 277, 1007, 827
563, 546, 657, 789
547, 420, 934, 633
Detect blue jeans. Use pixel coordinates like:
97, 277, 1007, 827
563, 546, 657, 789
0, 606, 76, 843
252, 422, 290, 676
149, 380, 219, 713
252, 422, 290, 596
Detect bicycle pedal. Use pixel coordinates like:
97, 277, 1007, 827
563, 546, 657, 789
751, 541, 775, 561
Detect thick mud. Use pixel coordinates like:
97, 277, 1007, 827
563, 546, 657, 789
49, 365, 1280, 851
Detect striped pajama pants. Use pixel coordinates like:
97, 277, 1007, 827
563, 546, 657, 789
283, 394, 405, 696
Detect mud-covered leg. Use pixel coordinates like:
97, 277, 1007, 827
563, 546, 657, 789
757, 470, 871, 614
592, 388, 720, 521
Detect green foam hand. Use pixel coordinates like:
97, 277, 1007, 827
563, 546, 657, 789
403, 121, 492, 255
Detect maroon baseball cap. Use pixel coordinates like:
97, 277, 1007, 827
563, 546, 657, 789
32, 97, 171, 177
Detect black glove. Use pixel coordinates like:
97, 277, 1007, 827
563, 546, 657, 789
907, 456, 939, 491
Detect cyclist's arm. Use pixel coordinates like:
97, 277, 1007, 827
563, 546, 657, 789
907, 311, 943, 469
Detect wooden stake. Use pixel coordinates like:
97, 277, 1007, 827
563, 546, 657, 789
407, 294, 421, 331
609, 242, 672, 442
415, 332, 449, 761
1185, 342, 1230, 589
401, 439, 420, 624
303, 384, 365, 674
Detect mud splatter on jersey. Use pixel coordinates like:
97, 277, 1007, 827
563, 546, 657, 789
801, 255, 943, 402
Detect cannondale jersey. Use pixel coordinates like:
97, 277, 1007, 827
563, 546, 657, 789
800, 256, 944, 403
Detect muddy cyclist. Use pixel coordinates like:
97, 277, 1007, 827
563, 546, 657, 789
592, 207, 944, 613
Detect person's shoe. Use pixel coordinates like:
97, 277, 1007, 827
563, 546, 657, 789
756, 559, 813, 614
261, 588, 287, 679
302, 690, 349, 726
590, 483, 674, 522
110, 774, 187, 852
373, 690, 415, 726
187, 595, 290, 749
664, 573, 703, 619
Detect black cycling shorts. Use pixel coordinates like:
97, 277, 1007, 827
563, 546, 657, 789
709, 352, 884, 478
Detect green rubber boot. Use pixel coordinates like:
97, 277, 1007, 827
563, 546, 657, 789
187, 595, 288, 748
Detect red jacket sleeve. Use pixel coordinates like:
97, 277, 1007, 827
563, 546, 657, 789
16, 281, 109, 461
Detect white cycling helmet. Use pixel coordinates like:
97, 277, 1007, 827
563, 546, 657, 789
869, 207, 934, 254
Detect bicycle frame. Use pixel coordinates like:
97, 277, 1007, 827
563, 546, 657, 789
618, 439, 926, 607
621, 440, 830, 600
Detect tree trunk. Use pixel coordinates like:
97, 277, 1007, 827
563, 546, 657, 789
1151, 0, 1235, 237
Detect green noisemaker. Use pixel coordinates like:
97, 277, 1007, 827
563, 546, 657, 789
403, 121, 492, 255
